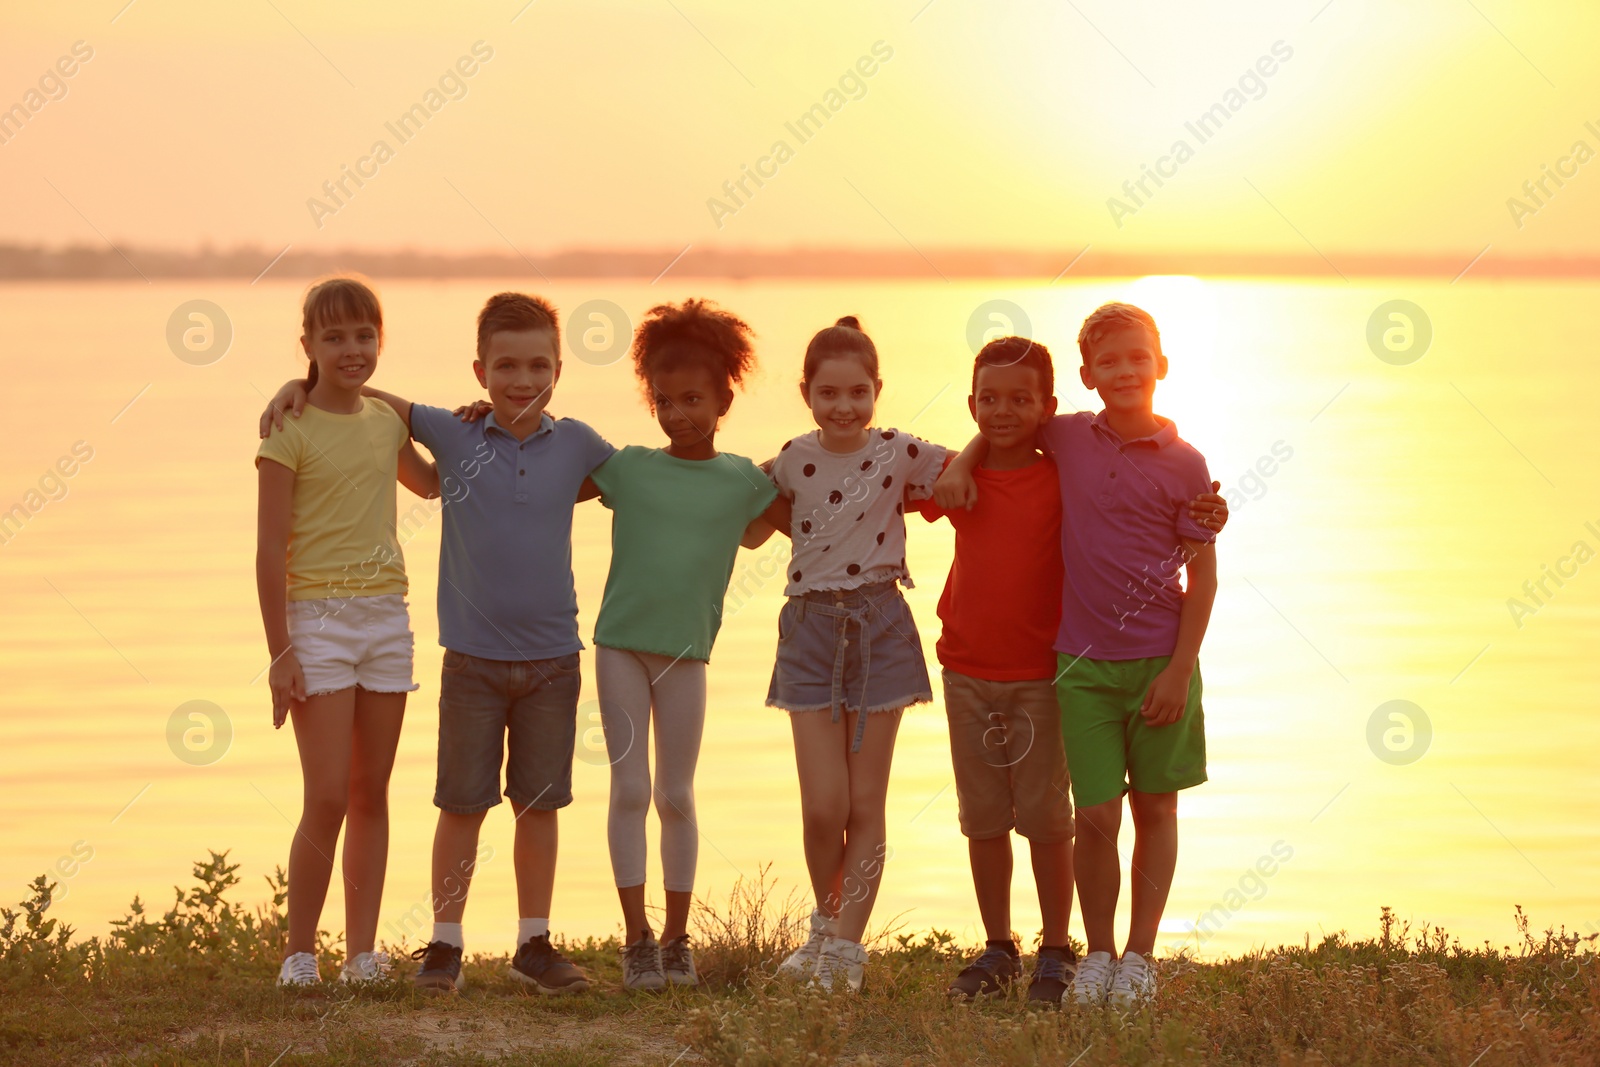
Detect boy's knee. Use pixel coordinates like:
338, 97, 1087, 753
1074, 798, 1122, 837
1128, 790, 1177, 824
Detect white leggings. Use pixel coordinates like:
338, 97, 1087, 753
595, 645, 707, 893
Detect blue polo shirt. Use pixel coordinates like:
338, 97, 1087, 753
410, 405, 614, 661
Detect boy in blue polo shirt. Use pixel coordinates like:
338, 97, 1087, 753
261, 292, 612, 995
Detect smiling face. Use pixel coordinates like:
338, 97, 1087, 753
301, 317, 381, 392
801, 356, 880, 451
970, 361, 1056, 452
651, 362, 729, 457
474, 327, 560, 429
1079, 323, 1167, 417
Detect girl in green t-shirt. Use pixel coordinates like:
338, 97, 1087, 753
586, 299, 789, 990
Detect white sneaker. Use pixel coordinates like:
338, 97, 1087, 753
1070, 950, 1116, 1006
621, 933, 666, 991
812, 936, 867, 993
1108, 951, 1156, 1010
340, 950, 392, 984
277, 951, 321, 987
777, 908, 832, 977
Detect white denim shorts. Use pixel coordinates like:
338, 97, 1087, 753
287, 594, 419, 697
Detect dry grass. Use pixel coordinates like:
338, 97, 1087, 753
2, 853, 1596, 1066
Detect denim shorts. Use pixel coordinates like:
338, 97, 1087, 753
435, 648, 582, 814
766, 581, 933, 750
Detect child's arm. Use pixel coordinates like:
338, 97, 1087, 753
576, 477, 601, 503
741, 494, 792, 548
932, 433, 988, 510
397, 439, 440, 499
256, 460, 306, 729
1141, 540, 1217, 726
258, 381, 416, 435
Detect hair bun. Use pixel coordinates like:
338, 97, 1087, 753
835, 315, 862, 330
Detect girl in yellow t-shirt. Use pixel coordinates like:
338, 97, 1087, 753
255, 276, 439, 987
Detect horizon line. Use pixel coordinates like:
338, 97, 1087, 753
0, 241, 1592, 281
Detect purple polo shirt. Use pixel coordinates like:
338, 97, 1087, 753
1043, 410, 1215, 661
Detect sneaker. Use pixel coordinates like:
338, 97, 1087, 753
1108, 950, 1156, 1010
621, 932, 666, 991
778, 908, 832, 977
813, 936, 867, 993
1070, 950, 1117, 1006
277, 951, 320, 987
1026, 946, 1078, 1005
946, 941, 1022, 999
511, 933, 590, 995
340, 950, 392, 984
661, 935, 699, 987
410, 940, 465, 994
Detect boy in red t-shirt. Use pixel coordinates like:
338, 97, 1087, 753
918, 336, 1227, 1006
914, 336, 1077, 1002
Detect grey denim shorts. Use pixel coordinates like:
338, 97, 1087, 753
435, 649, 581, 813
765, 581, 933, 750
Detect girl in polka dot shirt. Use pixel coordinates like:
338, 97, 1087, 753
765, 316, 948, 991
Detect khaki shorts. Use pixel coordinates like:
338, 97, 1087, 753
941, 669, 1074, 842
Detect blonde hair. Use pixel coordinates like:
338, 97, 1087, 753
1077, 302, 1160, 364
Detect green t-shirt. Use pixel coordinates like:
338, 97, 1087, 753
590, 445, 778, 662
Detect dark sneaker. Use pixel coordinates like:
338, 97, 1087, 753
510, 933, 590, 995
410, 941, 464, 994
1027, 946, 1078, 1005
947, 941, 1022, 999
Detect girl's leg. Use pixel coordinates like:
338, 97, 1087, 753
835, 709, 902, 943
789, 710, 851, 926
648, 655, 707, 942
597, 647, 655, 939
343, 688, 407, 957
286, 688, 357, 955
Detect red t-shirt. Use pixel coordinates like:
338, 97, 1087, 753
913, 456, 1063, 681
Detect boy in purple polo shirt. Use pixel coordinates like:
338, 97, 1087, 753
937, 302, 1219, 1012
260, 293, 613, 996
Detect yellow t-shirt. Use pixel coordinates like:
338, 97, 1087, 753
256, 397, 408, 601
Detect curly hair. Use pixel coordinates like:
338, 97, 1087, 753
630, 298, 756, 410
973, 335, 1054, 399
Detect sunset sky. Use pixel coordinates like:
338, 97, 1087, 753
3, 0, 1598, 260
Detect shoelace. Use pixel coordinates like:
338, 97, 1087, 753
623, 941, 662, 979
661, 937, 693, 973
1076, 954, 1116, 987
348, 951, 391, 979
958, 946, 1016, 978
410, 941, 458, 971
1112, 956, 1150, 994
282, 953, 320, 984
1033, 954, 1070, 984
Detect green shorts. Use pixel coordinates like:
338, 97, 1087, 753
1055, 654, 1207, 809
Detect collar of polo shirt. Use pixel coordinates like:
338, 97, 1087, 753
483, 410, 556, 439
1090, 409, 1177, 450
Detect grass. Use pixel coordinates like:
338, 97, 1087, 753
2, 852, 1596, 1066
